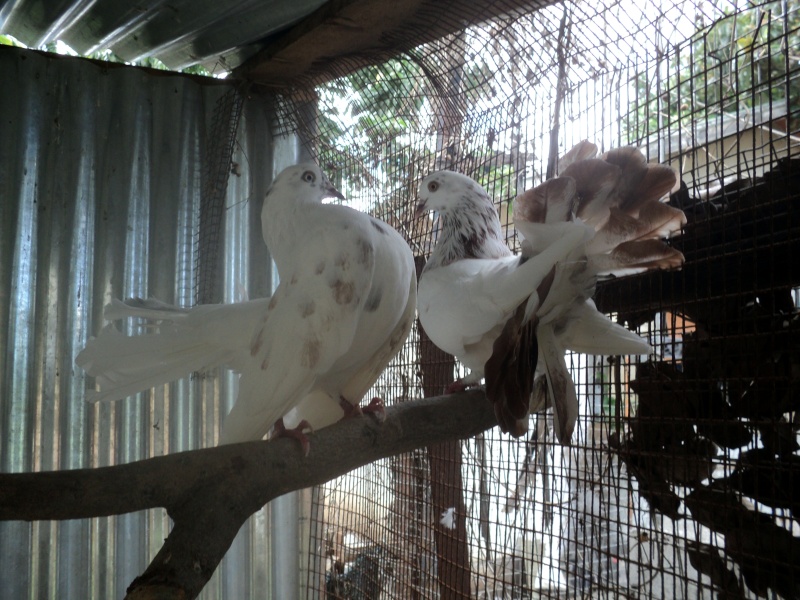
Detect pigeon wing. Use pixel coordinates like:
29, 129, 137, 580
418, 223, 588, 370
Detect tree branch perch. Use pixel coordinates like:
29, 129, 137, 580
0, 390, 495, 599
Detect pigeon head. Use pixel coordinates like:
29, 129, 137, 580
267, 163, 344, 206
416, 170, 510, 268
261, 163, 346, 259
415, 170, 493, 218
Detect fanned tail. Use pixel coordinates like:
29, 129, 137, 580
515, 142, 686, 297
76, 297, 267, 402
486, 143, 685, 443
562, 145, 687, 276
77, 325, 230, 402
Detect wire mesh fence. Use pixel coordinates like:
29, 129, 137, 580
195, 84, 248, 305
255, 0, 800, 597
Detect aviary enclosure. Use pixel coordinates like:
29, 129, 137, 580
275, 0, 799, 597
0, 0, 798, 598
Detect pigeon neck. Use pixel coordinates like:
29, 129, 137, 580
261, 199, 312, 273
426, 204, 510, 269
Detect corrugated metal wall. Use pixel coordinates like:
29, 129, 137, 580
0, 46, 297, 599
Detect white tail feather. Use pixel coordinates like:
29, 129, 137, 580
556, 300, 651, 356
104, 297, 190, 321
538, 326, 578, 444
77, 297, 269, 402
78, 324, 230, 402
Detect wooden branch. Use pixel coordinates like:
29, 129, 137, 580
0, 390, 495, 600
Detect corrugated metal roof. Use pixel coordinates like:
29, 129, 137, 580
0, 0, 558, 86
0, 45, 303, 599
0, 0, 329, 71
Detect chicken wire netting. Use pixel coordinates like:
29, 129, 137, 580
256, 0, 799, 597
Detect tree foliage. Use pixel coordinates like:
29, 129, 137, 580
316, 58, 429, 196
626, 0, 800, 143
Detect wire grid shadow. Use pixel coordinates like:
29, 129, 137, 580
266, 0, 800, 597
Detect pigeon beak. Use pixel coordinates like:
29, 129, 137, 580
414, 199, 428, 219
322, 178, 345, 201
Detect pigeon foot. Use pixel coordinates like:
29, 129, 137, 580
338, 396, 386, 422
362, 397, 386, 422
445, 378, 482, 394
273, 418, 313, 456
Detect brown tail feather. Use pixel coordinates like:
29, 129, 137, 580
592, 239, 685, 274
485, 304, 539, 437
586, 208, 643, 254
557, 140, 598, 173
513, 177, 576, 225
588, 201, 686, 254
539, 326, 577, 444
600, 147, 649, 207
622, 164, 678, 212
602, 146, 648, 171
561, 159, 621, 226
634, 200, 687, 239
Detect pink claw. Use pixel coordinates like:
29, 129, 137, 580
338, 395, 386, 422
338, 395, 363, 418
444, 377, 485, 394
272, 418, 313, 456
362, 397, 386, 422
445, 380, 468, 394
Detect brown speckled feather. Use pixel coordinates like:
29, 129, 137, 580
503, 143, 686, 442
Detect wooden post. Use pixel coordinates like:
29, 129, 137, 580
416, 257, 473, 599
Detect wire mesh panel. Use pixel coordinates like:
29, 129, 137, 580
264, 0, 799, 598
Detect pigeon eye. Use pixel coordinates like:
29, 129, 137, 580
427, 181, 439, 192
302, 171, 316, 183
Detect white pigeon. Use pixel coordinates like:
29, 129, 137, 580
416, 143, 686, 442
77, 163, 417, 449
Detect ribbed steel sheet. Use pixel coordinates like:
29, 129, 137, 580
0, 46, 297, 599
